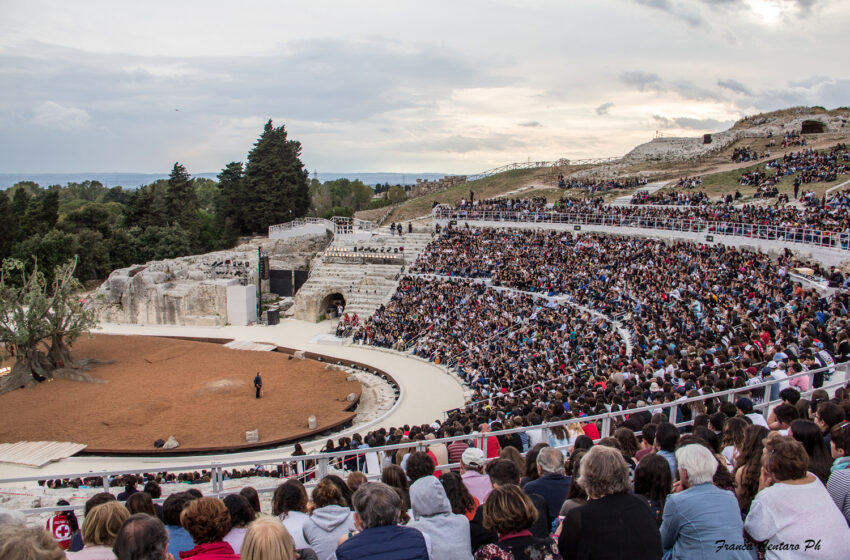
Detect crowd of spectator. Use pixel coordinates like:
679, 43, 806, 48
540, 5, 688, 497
7, 397, 850, 559
748, 146, 850, 191
559, 177, 648, 193
435, 196, 850, 247
673, 176, 701, 189
630, 191, 710, 206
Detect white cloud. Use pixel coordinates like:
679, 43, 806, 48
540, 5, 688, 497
32, 101, 90, 130
0, 1, 847, 174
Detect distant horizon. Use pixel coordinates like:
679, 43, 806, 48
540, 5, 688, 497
0, 171, 454, 189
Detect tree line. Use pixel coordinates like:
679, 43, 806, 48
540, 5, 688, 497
0, 120, 408, 284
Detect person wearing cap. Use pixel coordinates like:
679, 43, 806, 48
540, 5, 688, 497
460, 447, 492, 504
735, 398, 769, 429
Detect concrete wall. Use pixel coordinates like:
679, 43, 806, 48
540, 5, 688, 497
226, 284, 258, 325
269, 224, 328, 240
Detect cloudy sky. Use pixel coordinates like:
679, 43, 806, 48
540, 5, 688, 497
0, 0, 847, 175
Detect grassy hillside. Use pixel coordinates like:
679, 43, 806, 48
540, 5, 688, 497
356, 168, 551, 222
355, 109, 850, 222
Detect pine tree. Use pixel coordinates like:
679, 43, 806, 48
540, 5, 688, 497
164, 162, 199, 235
242, 120, 310, 233
215, 161, 246, 243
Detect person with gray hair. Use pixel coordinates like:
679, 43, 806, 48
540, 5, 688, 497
659, 443, 750, 559
0, 524, 66, 560
0, 506, 26, 526
558, 445, 661, 559
335, 482, 431, 560
522, 447, 571, 530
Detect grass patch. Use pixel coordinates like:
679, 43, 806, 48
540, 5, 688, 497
357, 168, 551, 222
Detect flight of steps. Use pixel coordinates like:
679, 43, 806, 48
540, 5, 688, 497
294, 230, 434, 321
609, 181, 667, 206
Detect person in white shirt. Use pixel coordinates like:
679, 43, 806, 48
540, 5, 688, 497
744, 436, 850, 559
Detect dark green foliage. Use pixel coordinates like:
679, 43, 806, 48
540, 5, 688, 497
21, 189, 59, 237
135, 225, 193, 262
310, 178, 374, 217
164, 162, 200, 237
3, 121, 317, 282
215, 161, 246, 245
74, 229, 111, 281
107, 229, 138, 270
12, 229, 79, 285
323, 206, 354, 219
0, 192, 18, 257
124, 180, 168, 229
196, 209, 221, 253
242, 120, 310, 233
194, 178, 218, 212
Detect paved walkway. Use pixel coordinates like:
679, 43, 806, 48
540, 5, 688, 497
0, 319, 466, 480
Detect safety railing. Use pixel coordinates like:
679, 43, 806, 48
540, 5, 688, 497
4, 362, 847, 517
431, 206, 850, 252
268, 217, 332, 235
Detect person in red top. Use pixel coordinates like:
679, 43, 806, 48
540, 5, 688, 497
582, 421, 601, 441
179, 498, 240, 559
478, 423, 501, 459
46, 499, 78, 551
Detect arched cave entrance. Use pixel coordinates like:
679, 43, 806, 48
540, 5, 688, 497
801, 120, 826, 134
320, 292, 346, 320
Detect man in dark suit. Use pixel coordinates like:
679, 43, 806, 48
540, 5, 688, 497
253, 372, 262, 399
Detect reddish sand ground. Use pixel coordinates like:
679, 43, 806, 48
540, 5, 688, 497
0, 335, 360, 453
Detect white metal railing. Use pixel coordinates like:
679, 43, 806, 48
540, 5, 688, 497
432, 206, 850, 252
268, 217, 332, 236
4, 363, 846, 517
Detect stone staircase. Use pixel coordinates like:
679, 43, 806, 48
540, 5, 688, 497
293, 230, 434, 322
609, 181, 668, 207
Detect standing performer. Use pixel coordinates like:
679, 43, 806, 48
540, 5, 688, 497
254, 372, 263, 399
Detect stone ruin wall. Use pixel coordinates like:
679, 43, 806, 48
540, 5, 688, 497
408, 175, 468, 197
623, 110, 849, 165
91, 233, 331, 326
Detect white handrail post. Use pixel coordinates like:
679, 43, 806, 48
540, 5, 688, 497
669, 404, 679, 425
317, 457, 329, 480
600, 416, 612, 438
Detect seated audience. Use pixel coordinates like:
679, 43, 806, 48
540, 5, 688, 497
223, 494, 256, 554
113, 514, 170, 560
474, 484, 559, 560
125, 493, 157, 518
179, 497, 240, 559
460, 448, 493, 504
0, 524, 67, 560
273, 480, 310, 550
303, 478, 356, 560
558, 445, 661, 560
522, 447, 570, 530
744, 436, 850, 559
827, 421, 850, 525
633, 454, 672, 526
408, 475, 473, 560
162, 492, 197, 558
335, 482, 431, 560
659, 444, 749, 559
68, 501, 130, 560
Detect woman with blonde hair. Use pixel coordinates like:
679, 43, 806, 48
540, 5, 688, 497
68, 501, 130, 559
240, 516, 295, 560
